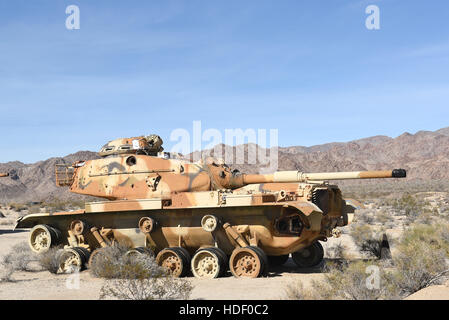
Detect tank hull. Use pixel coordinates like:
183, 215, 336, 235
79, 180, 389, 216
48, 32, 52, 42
16, 189, 327, 256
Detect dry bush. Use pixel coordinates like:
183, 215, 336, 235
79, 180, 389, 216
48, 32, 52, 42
400, 222, 449, 255
353, 209, 375, 224
95, 247, 193, 300
325, 241, 347, 260
350, 225, 388, 259
391, 194, 426, 224
0, 218, 15, 226
390, 240, 448, 297
100, 274, 193, 300
89, 244, 132, 278
388, 222, 449, 297
8, 202, 28, 212
286, 260, 400, 300
1, 242, 37, 272
285, 281, 315, 300
0, 265, 14, 282
374, 210, 393, 225
38, 247, 63, 274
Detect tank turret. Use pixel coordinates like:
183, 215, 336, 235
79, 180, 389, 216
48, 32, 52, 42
55, 137, 407, 201
99, 134, 164, 157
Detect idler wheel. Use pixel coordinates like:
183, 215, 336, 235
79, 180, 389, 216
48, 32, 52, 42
58, 247, 90, 274
267, 254, 289, 267
229, 247, 264, 278
156, 247, 190, 277
292, 242, 324, 268
125, 246, 155, 259
191, 247, 227, 279
29, 224, 61, 253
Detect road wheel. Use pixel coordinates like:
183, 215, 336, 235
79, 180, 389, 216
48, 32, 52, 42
29, 224, 61, 253
292, 242, 324, 268
58, 247, 89, 273
229, 247, 264, 278
156, 247, 189, 277
191, 247, 227, 279
267, 254, 289, 267
250, 246, 269, 276
125, 246, 155, 259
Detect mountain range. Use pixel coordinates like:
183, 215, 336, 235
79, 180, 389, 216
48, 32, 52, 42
1, 127, 448, 202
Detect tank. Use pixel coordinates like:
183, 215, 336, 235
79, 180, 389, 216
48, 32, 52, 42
15, 135, 407, 278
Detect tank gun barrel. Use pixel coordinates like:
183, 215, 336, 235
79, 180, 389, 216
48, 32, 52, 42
0, 173, 9, 177
235, 169, 406, 186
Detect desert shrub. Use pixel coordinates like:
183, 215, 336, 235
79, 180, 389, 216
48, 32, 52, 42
0, 265, 14, 282
0, 218, 14, 225
8, 202, 28, 212
38, 247, 63, 274
95, 246, 193, 300
89, 244, 132, 278
1, 242, 37, 272
353, 209, 375, 224
285, 281, 315, 300
286, 260, 400, 300
28, 205, 42, 214
390, 194, 428, 224
325, 241, 346, 260
385, 222, 449, 297
400, 222, 449, 255
390, 240, 448, 296
374, 210, 393, 225
100, 274, 193, 300
40, 200, 67, 213
350, 225, 388, 259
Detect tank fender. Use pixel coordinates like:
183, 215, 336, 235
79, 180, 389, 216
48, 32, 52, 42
15, 213, 53, 229
285, 201, 323, 232
14, 210, 85, 229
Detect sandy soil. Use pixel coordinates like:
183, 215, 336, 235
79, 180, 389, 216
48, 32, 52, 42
405, 284, 449, 300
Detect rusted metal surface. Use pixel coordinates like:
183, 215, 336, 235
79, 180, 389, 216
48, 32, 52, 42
15, 135, 407, 278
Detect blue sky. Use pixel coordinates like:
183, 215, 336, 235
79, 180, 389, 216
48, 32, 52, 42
0, 0, 448, 162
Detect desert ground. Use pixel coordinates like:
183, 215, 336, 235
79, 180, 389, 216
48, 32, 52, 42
0, 223, 327, 300
1, 191, 449, 300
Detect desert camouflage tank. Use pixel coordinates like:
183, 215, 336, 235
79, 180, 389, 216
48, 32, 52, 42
15, 135, 406, 278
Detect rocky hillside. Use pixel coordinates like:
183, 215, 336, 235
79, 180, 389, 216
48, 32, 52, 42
1, 127, 448, 202
0, 151, 99, 202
